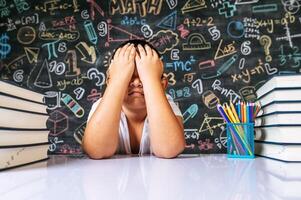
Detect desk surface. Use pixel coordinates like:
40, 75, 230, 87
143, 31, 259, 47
0, 154, 300, 200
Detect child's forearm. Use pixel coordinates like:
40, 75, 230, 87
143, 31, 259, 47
83, 80, 128, 159
142, 79, 185, 158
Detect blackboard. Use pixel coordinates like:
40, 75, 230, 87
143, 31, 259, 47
0, 0, 300, 154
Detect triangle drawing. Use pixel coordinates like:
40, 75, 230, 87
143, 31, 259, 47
24, 47, 40, 63
34, 59, 53, 88
157, 11, 177, 30
181, 0, 206, 14
106, 24, 143, 46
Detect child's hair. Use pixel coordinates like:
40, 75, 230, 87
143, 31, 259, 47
106, 39, 165, 84
111, 39, 160, 60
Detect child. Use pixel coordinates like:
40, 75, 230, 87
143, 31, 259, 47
82, 40, 185, 159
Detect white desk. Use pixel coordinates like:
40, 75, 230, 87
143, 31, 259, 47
0, 154, 300, 200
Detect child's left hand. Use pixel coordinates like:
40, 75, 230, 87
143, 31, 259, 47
135, 44, 163, 83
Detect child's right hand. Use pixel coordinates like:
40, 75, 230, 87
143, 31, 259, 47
107, 43, 136, 84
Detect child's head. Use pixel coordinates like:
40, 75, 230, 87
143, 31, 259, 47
107, 40, 168, 110
111, 39, 161, 60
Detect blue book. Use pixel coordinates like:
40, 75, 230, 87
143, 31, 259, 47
255, 141, 301, 162
0, 80, 44, 104
0, 106, 48, 129
256, 74, 301, 98
0, 143, 49, 171
0, 92, 47, 114
255, 111, 301, 126
0, 128, 49, 147
255, 125, 301, 144
257, 101, 301, 116
256, 88, 301, 107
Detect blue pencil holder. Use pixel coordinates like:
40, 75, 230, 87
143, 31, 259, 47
226, 123, 255, 159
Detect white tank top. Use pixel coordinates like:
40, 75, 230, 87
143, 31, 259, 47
87, 94, 183, 156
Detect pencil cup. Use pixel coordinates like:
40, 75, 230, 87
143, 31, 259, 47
226, 123, 255, 159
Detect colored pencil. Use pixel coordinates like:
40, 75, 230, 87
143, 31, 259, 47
216, 101, 263, 157
230, 102, 240, 123
217, 103, 252, 155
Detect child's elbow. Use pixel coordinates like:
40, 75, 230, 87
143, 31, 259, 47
82, 139, 115, 160
86, 151, 114, 160
153, 142, 185, 159
84, 147, 115, 160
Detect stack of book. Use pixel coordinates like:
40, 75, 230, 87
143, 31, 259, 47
254, 74, 301, 162
0, 80, 49, 171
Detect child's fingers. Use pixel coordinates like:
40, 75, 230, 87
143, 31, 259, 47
128, 45, 136, 59
119, 43, 130, 57
152, 49, 158, 59
114, 47, 121, 59
135, 45, 140, 58
145, 44, 153, 56
124, 43, 134, 59
135, 53, 140, 62
137, 44, 146, 57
